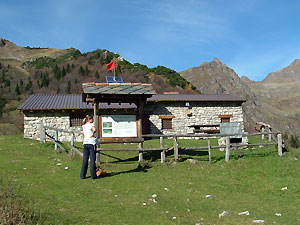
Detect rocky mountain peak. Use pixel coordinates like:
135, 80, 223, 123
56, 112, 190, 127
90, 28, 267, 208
213, 57, 221, 63
263, 59, 300, 83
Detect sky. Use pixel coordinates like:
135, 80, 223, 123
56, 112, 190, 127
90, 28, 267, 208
1, 0, 300, 81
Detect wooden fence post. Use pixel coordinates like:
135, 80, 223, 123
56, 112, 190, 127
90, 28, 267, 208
208, 139, 211, 163
40, 121, 45, 143
261, 127, 265, 140
174, 136, 178, 161
70, 133, 74, 157
268, 127, 272, 142
160, 136, 165, 163
55, 130, 58, 152
225, 136, 230, 162
96, 146, 100, 166
138, 142, 143, 162
278, 133, 283, 156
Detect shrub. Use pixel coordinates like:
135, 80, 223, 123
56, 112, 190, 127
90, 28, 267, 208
0, 97, 7, 116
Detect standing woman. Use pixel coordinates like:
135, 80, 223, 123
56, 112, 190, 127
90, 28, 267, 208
80, 115, 98, 179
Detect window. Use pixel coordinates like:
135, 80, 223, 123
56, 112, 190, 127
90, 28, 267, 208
219, 115, 232, 123
159, 115, 175, 130
162, 118, 172, 129
70, 114, 86, 127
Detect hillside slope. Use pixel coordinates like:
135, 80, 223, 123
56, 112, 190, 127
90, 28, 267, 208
242, 59, 300, 136
0, 39, 197, 133
180, 58, 264, 132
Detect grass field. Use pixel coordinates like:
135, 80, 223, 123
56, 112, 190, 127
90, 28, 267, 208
1, 134, 300, 224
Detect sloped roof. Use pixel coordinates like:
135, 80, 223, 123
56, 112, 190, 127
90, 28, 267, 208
82, 82, 156, 95
148, 94, 246, 102
18, 94, 136, 111
18, 94, 245, 111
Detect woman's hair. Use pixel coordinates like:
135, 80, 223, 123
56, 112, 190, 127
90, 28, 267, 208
82, 115, 93, 125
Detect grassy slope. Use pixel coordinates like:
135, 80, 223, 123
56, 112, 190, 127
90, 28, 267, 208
1, 135, 300, 224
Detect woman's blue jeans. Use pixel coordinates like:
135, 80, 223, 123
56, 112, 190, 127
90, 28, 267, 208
80, 144, 97, 179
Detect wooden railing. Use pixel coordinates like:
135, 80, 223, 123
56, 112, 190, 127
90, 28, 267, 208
39, 122, 283, 163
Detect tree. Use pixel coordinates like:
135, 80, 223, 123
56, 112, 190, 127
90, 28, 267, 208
88, 57, 93, 65
41, 72, 49, 88
37, 80, 41, 88
66, 80, 71, 93
56, 87, 60, 94
75, 78, 78, 84
53, 65, 61, 80
95, 70, 99, 79
0, 96, 7, 116
72, 63, 75, 69
15, 83, 21, 95
19, 79, 23, 86
62, 66, 66, 77
66, 63, 71, 73
79, 66, 84, 76
85, 65, 89, 76
1, 70, 5, 83
4, 79, 10, 87
25, 78, 33, 91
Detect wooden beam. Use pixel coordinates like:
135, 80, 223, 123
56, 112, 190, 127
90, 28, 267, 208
98, 137, 144, 144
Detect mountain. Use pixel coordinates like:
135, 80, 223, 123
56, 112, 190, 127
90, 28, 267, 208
242, 60, 300, 136
1, 39, 299, 136
0, 39, 197, 134
262, 59, 300, 83
180, 58, 264, 132
181, 58, 300, 136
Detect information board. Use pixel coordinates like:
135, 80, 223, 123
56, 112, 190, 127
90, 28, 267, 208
220, 122, 242, 138
101, 115, 137, 137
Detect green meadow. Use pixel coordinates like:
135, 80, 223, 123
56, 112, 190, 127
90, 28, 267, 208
1, 134, 300, 224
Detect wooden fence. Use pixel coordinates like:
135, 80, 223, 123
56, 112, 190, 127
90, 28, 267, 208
39, 123, 283, 164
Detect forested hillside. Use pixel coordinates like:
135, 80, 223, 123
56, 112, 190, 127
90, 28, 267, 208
0, 39, 197, 133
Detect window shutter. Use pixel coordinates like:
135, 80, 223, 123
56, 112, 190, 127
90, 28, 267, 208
162, 118, 172, 130
70, 114, 86, 127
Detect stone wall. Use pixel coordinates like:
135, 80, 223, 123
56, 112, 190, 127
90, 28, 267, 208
144, 101, 244, 135
23, 101, 244, 141
23, 111, 84, 142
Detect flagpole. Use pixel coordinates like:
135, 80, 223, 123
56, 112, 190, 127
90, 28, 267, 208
113, 66, 116, 81
113, 58, 116, 81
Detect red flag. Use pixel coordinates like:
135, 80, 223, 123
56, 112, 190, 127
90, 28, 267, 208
106, 60, 115, 71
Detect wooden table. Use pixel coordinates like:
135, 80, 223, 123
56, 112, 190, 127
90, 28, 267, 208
188, 124, 220, 134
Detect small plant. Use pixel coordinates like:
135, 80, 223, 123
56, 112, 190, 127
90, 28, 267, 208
138, 159, 152, 169
0, 180, 47, 224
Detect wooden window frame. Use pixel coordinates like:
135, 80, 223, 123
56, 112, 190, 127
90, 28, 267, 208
70, 114, 86, 127
159, 115, 175, 130
218, 115, 232, 123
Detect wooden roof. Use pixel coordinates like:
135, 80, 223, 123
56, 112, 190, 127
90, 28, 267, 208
82, 82, 156, 95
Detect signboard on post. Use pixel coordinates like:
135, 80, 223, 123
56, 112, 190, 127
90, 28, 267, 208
220, 122, 242, 138
101, 115, 137, 137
